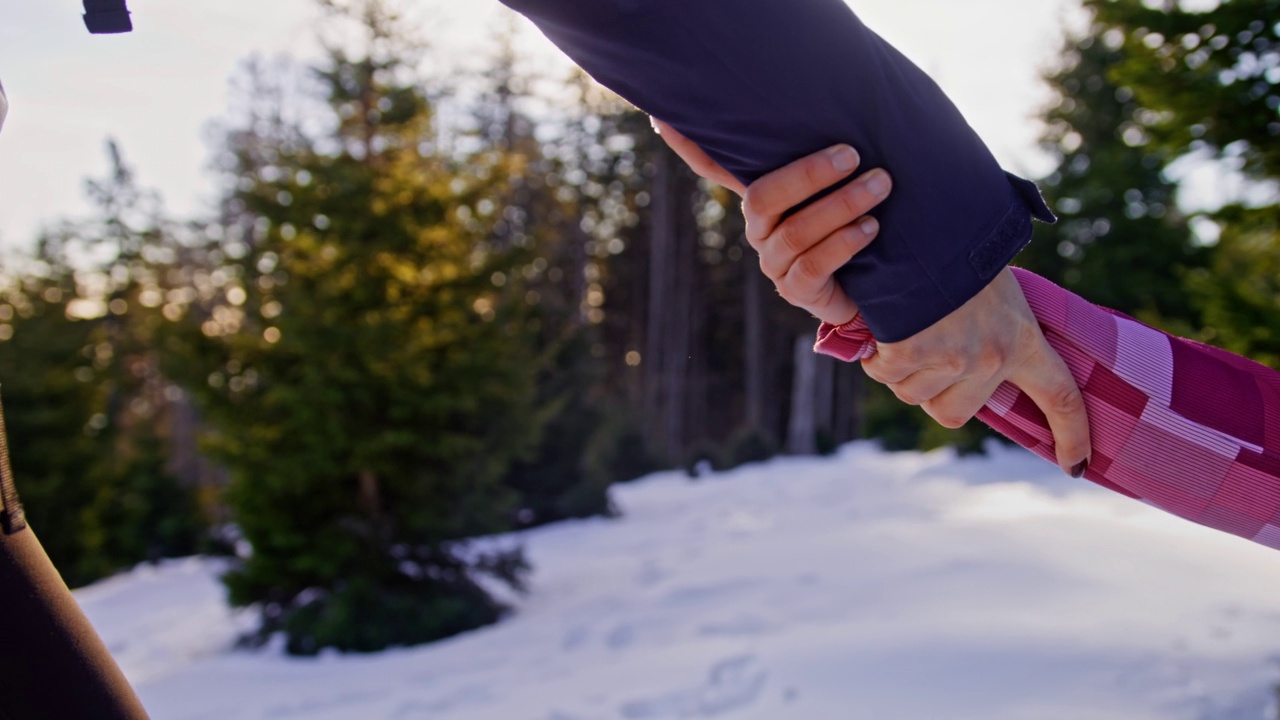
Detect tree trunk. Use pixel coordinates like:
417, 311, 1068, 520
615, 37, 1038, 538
834, 363, 866, 444
358, 470, 381, 519
814, 349, 836, 450
686, 262, 708, 452
743, 240, 766, 431
787, 335, 818, 455
642, 152, 673, 456
662, 156, 696, 462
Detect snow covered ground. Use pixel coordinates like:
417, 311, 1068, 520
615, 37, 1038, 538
74, 443, 1280, 720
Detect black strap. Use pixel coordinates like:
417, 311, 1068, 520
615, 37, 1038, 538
83, 0, 132, 34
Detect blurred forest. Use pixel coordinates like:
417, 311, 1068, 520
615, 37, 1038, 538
1, 0, 1277, 654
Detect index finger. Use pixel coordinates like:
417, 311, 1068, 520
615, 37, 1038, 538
742, 144, 862, 244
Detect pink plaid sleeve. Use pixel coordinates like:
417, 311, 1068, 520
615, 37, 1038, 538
816, 267, 1280, 552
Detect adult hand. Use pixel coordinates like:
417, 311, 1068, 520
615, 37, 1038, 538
865, 268, 1092, 477
652, 117, 1092, 477
653, 118, 886, 326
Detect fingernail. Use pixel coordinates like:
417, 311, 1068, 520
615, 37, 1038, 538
859, 217, 879, 236
650, 116, 662, 135
827, 145, 859, 173
1070, 458, 1089, 479
864, 170, 890, 198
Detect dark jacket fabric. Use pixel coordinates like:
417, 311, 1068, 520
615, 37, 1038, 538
499, 0, 1056, 342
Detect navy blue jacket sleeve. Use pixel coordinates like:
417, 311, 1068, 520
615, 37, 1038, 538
498, 0, 1056, 343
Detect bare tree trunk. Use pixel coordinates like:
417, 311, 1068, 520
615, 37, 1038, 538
358, 470, 381, 519
686, 264, 708, 452
743, 240, 766, 431
568, 221, 589, 327
165, 388, 230, 524
814, 350, 836, 450
787, 335, 818, 455
642, 149, 704, 463
662, 161, 696, 462
644, 150, 675, 460
833, 363, 866, 444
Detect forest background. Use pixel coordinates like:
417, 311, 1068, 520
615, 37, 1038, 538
0, 0, 1277, 654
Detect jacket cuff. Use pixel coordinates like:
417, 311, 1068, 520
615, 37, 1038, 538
846, 174, 1055, 344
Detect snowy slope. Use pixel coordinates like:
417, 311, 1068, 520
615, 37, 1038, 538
74, 443, 1280, 720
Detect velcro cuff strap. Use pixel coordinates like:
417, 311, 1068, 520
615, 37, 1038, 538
84, 10, 132, 34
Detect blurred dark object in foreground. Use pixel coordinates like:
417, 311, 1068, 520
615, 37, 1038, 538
84, 0, 132, 34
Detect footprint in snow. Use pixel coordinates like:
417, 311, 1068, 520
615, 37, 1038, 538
619, 654, 767, 718
606, 624, 636, 649
636, 561, 667, 587
562, 625, 590, 651
697, 614, 773, 637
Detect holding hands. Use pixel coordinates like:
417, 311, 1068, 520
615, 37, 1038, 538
653, 119, 1092, 478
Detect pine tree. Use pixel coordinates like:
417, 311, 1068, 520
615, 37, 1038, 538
1084, 0, 1280, 363
0, 142, 203, 587
1020, 13, 1206, 333
0, 269, 107, 586
165, 1, 541, 654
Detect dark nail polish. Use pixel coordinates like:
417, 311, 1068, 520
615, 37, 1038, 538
1070, 459, 1089, 479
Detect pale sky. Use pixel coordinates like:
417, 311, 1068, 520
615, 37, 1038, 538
0, 0, 1078, 249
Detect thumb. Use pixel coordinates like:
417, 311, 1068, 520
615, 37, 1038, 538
1008, 337, 1092, 477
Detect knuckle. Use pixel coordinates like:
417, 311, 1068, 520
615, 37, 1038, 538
938, 354, 967, 378
926, 403, 970, 429
892, 384, 923, 407
876, 360, 912, 385
792, 254, 824, 283
742, 203, 767, 244
774, 278, 799, 303
758, 255, 782, 282
775, 222, 807, 256
862, 359, 888, 385
976, 345, 1006, 374
1046, 382, 1086, 417
891, 342, 926, 369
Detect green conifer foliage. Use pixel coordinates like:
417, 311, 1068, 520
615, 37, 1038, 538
1021, 17, 1205, 333
165, 2, 540, 654
0, 143, 203, 587
1092, 0, 1280, 179
1085, 0, 1280, 362
0, 275, 109, 586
